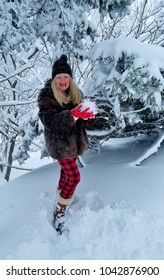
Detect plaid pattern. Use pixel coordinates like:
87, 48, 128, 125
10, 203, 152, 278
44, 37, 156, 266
58, 158, 80, 199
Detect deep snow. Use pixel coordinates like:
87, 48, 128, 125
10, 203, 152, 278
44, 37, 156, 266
0, 136, 164, 260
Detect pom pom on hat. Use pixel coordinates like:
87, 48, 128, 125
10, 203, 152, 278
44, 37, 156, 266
52, 54, 72, 79
59, 54, 67, 62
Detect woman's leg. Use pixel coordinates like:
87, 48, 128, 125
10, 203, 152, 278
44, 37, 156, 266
58, 168, 66, 191
57, 157, 80, 199
53, 157, 80, 233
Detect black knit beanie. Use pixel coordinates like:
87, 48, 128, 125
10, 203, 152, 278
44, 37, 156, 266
52, 54, 72, 79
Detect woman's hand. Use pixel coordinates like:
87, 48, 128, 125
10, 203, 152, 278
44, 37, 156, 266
71, 104, 95, 119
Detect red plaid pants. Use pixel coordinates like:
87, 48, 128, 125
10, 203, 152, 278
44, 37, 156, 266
57, 157, 80, 199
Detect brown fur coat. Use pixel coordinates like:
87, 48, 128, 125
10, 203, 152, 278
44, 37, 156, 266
37, 79, 89, 159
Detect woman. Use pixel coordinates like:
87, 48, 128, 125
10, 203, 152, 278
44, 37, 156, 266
37, 55, 95, 233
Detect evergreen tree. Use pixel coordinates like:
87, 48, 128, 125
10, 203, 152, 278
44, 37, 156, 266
84, 37, 164, 138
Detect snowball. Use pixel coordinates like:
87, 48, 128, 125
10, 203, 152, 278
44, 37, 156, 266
81, 98, 98, 114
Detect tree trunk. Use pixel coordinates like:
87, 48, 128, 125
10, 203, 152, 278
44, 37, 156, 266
5, 137, 16, 182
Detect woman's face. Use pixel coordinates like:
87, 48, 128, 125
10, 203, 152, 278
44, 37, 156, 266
54, 73, 70, 91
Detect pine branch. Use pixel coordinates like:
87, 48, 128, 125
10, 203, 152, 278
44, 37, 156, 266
87, 127, 116, 140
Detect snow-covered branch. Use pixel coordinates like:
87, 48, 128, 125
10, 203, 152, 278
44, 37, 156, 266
130, 129, 164, 166
77, 156, 86, 167
0, 162, 33, 171
87, 127, 116, 140
0, 64, 33, 83
0, 100, 37, 107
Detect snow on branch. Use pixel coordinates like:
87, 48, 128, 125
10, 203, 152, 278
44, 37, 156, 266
130, 129, 164, 166
77, 155, 86, 167
0, 100, 37, 107
87, 127, 116, 140
0, 162, 33, 171
0, 63, 32, 83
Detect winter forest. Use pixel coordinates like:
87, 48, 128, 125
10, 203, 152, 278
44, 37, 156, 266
1, 0, 164, 183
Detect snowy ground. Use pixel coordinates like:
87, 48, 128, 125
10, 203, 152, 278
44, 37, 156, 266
0, 135, 164, 260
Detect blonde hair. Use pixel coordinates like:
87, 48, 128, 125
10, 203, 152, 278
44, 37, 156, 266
51, 77, 83, 105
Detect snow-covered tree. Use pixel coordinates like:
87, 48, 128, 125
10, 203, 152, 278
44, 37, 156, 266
0, 0, 137, 181
0, 47, 42, 181
0, 0, 96, 55
121, 0, 164, 46
0, 0, 135, 54
74, 0, 134, 20
84, 37, 164, 139
93, 0, 164, 48
0, 0, 35, 53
